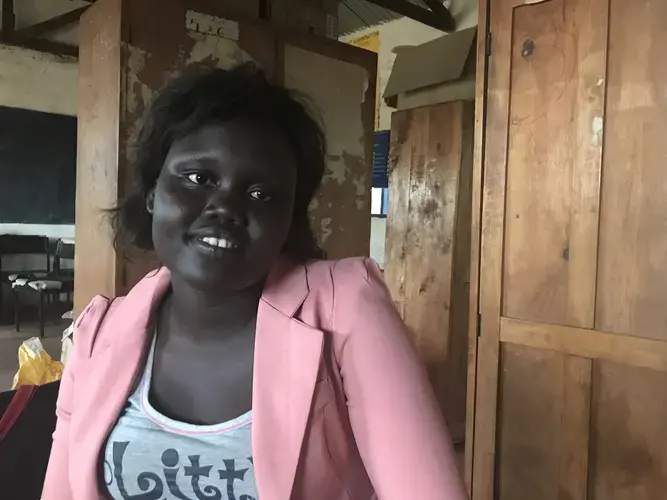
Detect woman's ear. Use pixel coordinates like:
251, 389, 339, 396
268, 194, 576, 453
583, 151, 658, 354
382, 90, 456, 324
146, 189, 156, 214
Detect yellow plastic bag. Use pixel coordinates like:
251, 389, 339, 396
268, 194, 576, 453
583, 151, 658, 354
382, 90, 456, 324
11, 337, 64, 389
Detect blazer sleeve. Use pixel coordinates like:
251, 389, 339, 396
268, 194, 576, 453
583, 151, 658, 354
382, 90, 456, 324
42, 297, 109, 500
332, 258, 468, 500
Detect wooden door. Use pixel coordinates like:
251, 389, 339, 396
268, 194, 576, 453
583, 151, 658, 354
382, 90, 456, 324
469, 0, 667, 499
385, 101, 473, 441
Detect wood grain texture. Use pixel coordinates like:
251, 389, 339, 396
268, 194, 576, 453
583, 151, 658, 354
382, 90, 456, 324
465, 0, 489, 489
503, 0, 607, 328
497, 343, 565, 500
497, 345, 592, 500
472, 1, 522, 497
385, 103, 472, 439
558, 355, 592, 500
501, 317, 667, 372
384, 110, 412, 318
449, 101, 474, 442
589, 360, 667, 500
471, 0, 667, 498
73, 0, 123, 316
595, 0, 667, 341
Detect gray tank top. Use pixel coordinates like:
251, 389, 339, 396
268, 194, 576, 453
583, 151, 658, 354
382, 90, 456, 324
102, 335, 258, 499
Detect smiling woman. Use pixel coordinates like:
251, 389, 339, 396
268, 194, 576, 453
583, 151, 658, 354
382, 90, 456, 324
41, 64, 467, 500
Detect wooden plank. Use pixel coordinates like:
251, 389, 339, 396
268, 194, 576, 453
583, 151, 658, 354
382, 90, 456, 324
448, 102, 474, 443
595, 0, 667, 341
589, 360, 667, 500
388, 103, 467, 437
496, 346, 592, 500
497, 344, 566, 500
502, 0, 607, 328
364, 0, 455, 31
559, 355, 592, 500
465, 0, 490, 490
500, 317, 667, 372
385, 110, 412, 318
1, 0, 15, 41
472, 0, 521, 497
73, 0, 123, 315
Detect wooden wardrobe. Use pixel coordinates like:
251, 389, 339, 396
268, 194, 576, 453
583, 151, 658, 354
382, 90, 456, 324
467, 0, 667, 499
73, 0, 376, 313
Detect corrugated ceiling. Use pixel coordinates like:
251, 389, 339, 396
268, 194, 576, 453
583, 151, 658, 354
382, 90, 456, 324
339, 0, 434, 36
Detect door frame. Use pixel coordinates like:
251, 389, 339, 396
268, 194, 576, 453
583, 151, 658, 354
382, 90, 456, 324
464, 0, 491, 495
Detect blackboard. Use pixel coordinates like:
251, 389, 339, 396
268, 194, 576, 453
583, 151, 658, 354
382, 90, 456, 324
0, 106, 76, 224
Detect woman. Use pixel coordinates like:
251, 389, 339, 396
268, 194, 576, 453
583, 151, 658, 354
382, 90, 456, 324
42, 64, 467, 500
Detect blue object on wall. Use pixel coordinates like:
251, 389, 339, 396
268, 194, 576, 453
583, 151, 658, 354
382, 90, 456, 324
373, 130, 390, 188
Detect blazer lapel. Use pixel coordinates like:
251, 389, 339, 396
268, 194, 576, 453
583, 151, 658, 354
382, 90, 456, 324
253, 261, 324, 500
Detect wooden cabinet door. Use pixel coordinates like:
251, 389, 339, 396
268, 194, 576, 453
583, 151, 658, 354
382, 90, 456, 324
470, 0, 667, 499
385, 102, 473, 442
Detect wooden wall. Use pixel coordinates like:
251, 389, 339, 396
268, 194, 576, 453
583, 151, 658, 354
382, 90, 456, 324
469, 0, 667, 499
385, 101, 473, 441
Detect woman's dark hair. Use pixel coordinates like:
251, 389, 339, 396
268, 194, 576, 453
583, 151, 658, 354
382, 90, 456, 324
111, 63, 326, 261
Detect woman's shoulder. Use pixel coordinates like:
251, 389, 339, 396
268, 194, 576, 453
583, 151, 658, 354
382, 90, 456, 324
303, 257, 389, 316
73, 295, 125, 357
305, 257, 383, 287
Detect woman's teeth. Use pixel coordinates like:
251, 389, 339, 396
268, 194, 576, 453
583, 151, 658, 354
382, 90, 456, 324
200, 237, 238, 249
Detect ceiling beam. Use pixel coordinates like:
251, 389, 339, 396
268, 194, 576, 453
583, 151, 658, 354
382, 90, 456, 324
1, 0, 16, 42
422, 0, 456, 27
364, 0, 455, 31
12, 6, 89, 42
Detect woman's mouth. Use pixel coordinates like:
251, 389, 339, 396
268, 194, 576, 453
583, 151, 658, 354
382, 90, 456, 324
197, 236, 240, 250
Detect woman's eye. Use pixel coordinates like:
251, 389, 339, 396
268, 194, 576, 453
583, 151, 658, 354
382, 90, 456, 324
186, 172, 210, 186
248, 189, 271, 202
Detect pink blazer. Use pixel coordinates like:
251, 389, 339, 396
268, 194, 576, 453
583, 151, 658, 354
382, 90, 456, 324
42, 257, 467, 500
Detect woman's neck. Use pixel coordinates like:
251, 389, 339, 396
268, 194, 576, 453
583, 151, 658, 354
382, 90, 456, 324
164, 276, 264, 339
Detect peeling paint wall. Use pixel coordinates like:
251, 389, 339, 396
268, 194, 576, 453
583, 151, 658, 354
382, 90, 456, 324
284, 45, 371, 259
0, 44, 76, 115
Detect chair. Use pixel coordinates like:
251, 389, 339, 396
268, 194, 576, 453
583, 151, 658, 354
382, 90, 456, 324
0, 235, 50, 323
13, 239, 74, 338
0, 381, 60, 500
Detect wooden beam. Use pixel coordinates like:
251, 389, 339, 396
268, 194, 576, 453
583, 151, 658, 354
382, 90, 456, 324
500, 317, 667, 372
422, 0, 457, 29
13, 6, 89, 42
14, 39, 78, 58
1, 0, 15, 41
364, 0, 455, 31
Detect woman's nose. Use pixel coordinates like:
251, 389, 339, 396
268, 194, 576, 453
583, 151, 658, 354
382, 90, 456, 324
203, 190, 248, 226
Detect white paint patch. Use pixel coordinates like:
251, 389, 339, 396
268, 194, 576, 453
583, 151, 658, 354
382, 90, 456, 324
186, 10, 239, 41
185, 32, 249, 68
591, 116, 604, 147
320, 217, 333, 243
596, 77, 604, 87
125, 45, 152, 115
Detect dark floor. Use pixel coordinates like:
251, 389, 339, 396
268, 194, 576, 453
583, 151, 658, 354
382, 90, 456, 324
0, 319, 64, 391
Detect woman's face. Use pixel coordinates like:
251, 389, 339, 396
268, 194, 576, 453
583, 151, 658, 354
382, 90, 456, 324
150, 119, 297, 293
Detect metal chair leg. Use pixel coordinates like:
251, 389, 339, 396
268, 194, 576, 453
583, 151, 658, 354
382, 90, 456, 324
14, 289, 20, 333
39, 291, 45, 338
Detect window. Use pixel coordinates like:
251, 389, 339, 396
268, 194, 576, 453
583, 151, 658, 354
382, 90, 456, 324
371, 187, 388, 217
